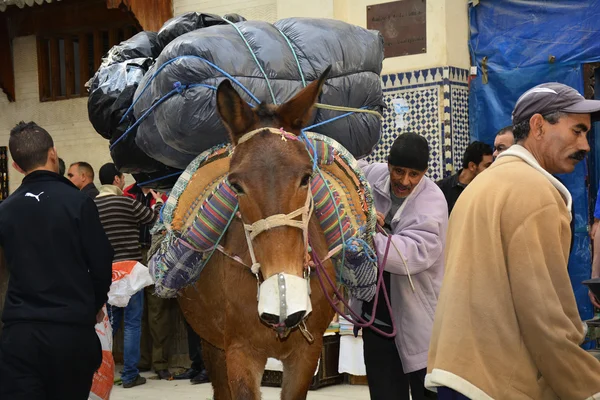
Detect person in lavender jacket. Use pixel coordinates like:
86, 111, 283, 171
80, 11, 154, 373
359, 132, 448, 400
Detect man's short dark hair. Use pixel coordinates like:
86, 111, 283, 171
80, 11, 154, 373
58, 158, 65, 176
99, 163, 122, 185
512, 111, 565, 142
71, 161, 95, 180
496, 126, 513, 136
462, 141, 493, 169
9, 121, 54, 172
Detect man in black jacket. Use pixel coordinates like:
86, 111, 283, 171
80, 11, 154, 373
436, 141, 493, 215
0, 122, 113, 400
68, 161, 100, 199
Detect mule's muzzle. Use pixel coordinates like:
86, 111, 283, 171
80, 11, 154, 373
258, 273, 312, 329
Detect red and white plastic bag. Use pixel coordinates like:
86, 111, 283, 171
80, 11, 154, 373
88, 305, 114, 400
108, 260, 153, 307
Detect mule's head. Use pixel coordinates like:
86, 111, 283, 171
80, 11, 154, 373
217, 67, 330, 331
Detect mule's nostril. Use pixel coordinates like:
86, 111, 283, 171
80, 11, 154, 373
260, 313, 279, 325
285, 311, 305, 328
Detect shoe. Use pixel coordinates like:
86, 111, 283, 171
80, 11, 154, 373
123, 375, 147, 388
190, 369, 210, 385
156, 369, 173, 380
173, 368, 200, 380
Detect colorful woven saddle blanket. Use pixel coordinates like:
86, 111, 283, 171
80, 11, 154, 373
150, 132, 378, 300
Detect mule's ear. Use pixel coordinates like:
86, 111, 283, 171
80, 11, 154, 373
278, 66, 331, 132
216, 80, 256, 144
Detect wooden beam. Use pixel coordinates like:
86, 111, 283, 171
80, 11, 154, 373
108, 27, 119, 48
93, 30, 102, 72
109, 0, 173, 32
36, 37, 50, 101
9, 0, 142, 37
0, 15, 15, 102
49, 37, 60, 100
64, 36, 75, 97
78, 33, 89, 95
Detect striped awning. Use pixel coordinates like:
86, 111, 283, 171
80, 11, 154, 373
0, 0, 61, 12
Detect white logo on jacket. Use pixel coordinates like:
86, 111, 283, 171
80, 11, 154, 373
25, 192, 44, 202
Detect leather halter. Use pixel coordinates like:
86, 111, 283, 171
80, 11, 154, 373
233, 127, 314, 279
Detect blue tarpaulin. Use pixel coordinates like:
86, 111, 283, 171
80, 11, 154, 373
469, 0, 600, 323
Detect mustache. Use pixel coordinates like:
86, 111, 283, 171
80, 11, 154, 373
393, 183, 411, 190
569, 151, 587, 161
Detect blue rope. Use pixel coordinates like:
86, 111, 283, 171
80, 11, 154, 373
159, 201, 166, 223
345, 237, 377, 263
157, 190, 171, 223
111, 86, 180, 150
303, 108, 367, 132
111, 82, 220, 151
119, 54, 262, 125
137, 171, 183, 187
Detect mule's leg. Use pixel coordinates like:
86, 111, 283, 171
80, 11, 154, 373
202, 340, 232, 400
225, 345, 267, 400
280, 342, 323, 400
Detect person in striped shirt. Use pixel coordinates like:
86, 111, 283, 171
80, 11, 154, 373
95, 163, 163, 389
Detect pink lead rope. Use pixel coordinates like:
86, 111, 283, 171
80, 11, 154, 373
310, 224, 397, 338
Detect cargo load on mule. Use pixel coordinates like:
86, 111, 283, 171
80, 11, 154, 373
87, 12, 385, 189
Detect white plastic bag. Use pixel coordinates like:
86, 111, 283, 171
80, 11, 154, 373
108, 260, 153, 307
88, 305, 114, 400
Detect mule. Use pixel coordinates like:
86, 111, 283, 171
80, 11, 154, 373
178, 68, 337, 400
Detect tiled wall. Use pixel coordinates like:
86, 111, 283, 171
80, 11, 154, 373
366, 66, 470, 181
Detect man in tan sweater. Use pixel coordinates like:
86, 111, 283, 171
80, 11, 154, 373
427, 82, 600, 400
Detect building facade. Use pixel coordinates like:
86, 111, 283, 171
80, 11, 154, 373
0, 0, 470, 192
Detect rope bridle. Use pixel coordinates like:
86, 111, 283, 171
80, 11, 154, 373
244, 189, 314, 276
230, 127, 317, 341
234, 127, 314, 281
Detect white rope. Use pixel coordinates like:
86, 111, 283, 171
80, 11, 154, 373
379, 229, 415, 292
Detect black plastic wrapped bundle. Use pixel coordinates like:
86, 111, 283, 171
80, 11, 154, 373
88, 14, 385, 186
134, 18, 384, 170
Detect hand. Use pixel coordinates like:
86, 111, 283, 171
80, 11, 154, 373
149, 189, 162, 201
376, 211, 385, 227
590, 290, 600, 310
96, 308, 105, 324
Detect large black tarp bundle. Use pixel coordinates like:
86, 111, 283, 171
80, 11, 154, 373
88, 12, 384, 187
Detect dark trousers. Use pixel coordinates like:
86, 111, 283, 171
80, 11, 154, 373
139, 285, 173, 371
185, 321, 205, 371
437, 387, 469, 400
363, 328, 436, 400
0, 322, 101, 400
139, 248, 173, 371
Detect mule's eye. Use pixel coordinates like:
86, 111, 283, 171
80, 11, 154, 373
300, 174, 311, 187
231, 182, 245, 194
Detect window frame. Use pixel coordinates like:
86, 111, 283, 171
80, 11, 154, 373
36, 25, 138, 102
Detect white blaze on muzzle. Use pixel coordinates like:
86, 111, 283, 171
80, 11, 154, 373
258, 273, 312, 327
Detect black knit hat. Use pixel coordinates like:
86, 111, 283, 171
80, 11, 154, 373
388, 132, 429, 171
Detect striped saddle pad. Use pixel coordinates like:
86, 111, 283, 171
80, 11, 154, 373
150, 132, 377, 300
